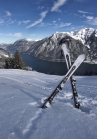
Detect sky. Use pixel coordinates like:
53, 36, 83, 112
0, 0, 97, 43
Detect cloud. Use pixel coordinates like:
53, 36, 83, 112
67, 25, 85, 31
53, 21, 56, 23
7, 33, 22, 37
0, 32, 22, 37
83, 15, 97, 25
85, 16, 94, 20
78, 10, 88, 14
39, 21, 71, 28
0, 19, 4, 24
23, 20, 31, 24
0, 11, 15, 26
26, 11, 48, 28
59, 22, 71, 27
52, 21, 71, 28
18, 20, 31, 25
7, 18, 15, 25
37, 6, 44, 10
0, 18, 15, 25
5, 11, 12, 16
85, 17, 97, 25
51, 0, 67, 12
40, 11, 48, 18
18, 21, 22, 25
39, 22, 52, 27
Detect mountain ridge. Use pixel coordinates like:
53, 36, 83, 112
2, 28, 97, 63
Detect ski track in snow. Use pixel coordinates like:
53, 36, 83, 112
0, 76, 52, 91
10, 109, 45, 139
9, 96, 50, 139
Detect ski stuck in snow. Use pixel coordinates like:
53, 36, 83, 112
41, 40, 85, 108
60, 38, 81, 108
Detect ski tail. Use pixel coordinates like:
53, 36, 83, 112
41, 54, 85, 109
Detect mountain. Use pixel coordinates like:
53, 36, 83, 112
85, 29, 97, 62
7, 28, 97, 62
0, 43, 12, 50
26, 33, 89, 61
8, 38, 35, 53
0, 48, 9, 68
0, 48, 9, 57
70, 28, 95, 44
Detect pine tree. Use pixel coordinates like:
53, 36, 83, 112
5, 59, 9, 69
14, 50, 25, 69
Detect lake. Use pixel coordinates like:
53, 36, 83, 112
20, 53, 97, 75
8, 50, 97, 75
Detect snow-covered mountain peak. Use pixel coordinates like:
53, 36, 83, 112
15, 38, 31, 42
51, 28, 95, 44
94, 29, 97, 37
35, 39, 41, 41
70, 28, 95, 44
74, 28, 94, 36
51, 32, 70, 40
25, 38, 33, 41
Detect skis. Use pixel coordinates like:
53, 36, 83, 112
41, 54, 85, 108
60, 39, 81, 108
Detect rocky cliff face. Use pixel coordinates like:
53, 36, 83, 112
26, 33, 89, 61
85, 30, 97, 62
9, 39, 35, 53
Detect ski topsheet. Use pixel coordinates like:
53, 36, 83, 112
41, 54, 85, 108
60, 39, 81, 108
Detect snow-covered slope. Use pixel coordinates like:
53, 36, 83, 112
0, 69, 97, 139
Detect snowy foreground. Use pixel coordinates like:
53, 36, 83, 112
0, 69, 97, 139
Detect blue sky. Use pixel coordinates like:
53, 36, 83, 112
0, 0, 97, 43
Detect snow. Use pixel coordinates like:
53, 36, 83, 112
0, 69, 97, 139
3, 54, 9, 57
0, 49, 9, 58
